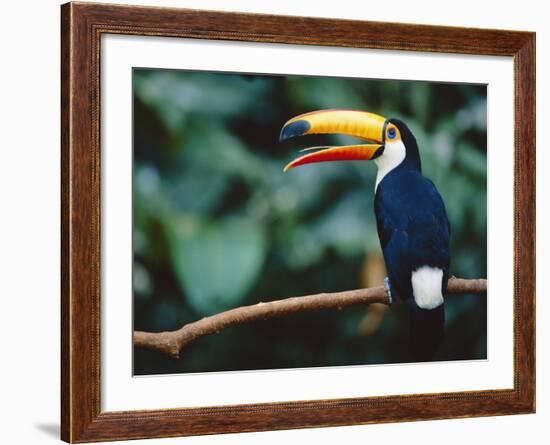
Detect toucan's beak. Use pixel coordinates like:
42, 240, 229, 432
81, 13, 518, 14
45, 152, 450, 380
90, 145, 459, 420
279, 109, 387, 172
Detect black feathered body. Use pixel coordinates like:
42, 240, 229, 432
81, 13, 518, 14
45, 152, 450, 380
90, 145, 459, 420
375, 169, 451, 305
374, 119, 451, 361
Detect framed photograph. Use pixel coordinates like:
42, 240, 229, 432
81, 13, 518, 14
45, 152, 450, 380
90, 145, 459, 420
61, 2, 535, 442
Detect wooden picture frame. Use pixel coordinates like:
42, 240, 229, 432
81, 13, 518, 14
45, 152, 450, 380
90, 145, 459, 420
61, 2, 535, 442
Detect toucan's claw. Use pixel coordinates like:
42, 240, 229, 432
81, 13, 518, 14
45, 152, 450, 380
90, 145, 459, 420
384, 277, 393, 305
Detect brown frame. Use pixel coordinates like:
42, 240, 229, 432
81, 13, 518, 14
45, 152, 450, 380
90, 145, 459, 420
61, 1, 536, 442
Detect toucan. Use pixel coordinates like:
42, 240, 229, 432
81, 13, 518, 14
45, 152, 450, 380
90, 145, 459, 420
279, 109, 451, 361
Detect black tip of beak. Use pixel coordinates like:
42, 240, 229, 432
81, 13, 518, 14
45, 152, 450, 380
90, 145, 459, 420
279, 120, 311, 142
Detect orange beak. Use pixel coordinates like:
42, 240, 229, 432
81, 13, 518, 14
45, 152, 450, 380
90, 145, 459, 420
279, 109, 387, 172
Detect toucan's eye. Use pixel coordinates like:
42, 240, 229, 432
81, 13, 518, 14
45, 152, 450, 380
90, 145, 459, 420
387, 127, 397, 140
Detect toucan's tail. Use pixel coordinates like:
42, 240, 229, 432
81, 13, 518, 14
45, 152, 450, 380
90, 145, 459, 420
408, 305, 445, 361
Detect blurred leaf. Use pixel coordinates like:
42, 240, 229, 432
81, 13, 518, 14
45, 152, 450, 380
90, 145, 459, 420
183, 121, 266, 182
134, 71, 269, 123
166, 216, 267, 315
171, 168, 230, 215
455, 143, 487, 179
288, 77, 365, 110
409, 82, 431, 127
313, 190, 377, 255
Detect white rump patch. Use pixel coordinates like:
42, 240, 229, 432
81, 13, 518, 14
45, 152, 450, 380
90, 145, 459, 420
374, 139, 406, 191
411, 266, 444, 310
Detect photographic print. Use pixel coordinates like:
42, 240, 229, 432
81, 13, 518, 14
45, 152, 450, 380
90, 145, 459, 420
132, 68, 487, 376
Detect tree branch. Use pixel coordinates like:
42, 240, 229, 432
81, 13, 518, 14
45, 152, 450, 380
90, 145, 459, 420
134, 277, 486, 359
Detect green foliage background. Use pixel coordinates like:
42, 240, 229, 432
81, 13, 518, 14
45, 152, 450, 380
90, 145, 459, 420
133, 68, 487, 375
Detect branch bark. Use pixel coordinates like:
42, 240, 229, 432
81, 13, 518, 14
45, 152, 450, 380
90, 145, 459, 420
134, 277, 487, 359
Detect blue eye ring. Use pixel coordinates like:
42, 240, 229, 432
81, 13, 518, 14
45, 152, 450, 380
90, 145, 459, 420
387, 127, 397, 140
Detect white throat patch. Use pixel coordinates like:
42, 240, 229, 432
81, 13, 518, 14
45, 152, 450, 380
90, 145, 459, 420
374, 139, 406, 191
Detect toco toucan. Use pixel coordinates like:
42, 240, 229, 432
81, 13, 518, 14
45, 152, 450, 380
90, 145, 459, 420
280, 109, 451, 361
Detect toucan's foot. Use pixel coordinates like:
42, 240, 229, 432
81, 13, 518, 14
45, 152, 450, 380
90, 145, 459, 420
384, 277, 393, 305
